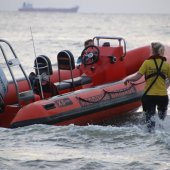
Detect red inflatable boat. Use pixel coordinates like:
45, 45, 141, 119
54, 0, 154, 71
0, 36, 169, 128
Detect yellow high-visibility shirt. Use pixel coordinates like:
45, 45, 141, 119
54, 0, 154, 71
139, 58, 170, 96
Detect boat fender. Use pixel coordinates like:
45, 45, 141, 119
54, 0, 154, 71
0, 67, 8, 112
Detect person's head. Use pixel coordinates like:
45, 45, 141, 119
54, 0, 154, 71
84, 39, 94, 48
151, 42, 165, 56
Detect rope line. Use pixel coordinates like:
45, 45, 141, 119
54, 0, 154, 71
76, 90, 108, 103
76, 81, 145, 104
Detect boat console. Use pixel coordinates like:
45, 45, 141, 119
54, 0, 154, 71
79, 36, 127, 85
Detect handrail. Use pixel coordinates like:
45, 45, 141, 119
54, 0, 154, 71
93, 36, 126, 60
0, 44, 20, 104
0, 39, 33, 106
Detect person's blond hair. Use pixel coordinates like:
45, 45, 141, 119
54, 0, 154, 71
151, 42, 165, 56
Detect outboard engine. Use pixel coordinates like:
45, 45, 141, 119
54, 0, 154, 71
0, 67, 8, 112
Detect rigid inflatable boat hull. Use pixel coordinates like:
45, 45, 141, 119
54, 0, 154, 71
11, 80, 144, 128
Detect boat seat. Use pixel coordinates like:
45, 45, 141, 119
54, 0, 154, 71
102, 42, 110, 47
31, 55, 55, 97
54, 76, 92, 91
18, 90, 41, 106
33, 55, 53, 85
19, 90, 35, 102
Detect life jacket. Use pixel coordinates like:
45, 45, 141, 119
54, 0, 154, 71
145, 56, 166, 80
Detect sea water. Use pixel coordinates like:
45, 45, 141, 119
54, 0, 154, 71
0, 12, 170, 170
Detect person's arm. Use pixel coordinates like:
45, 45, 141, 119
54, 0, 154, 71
166, 64, 170, 88
124, 72, 143, 85
165, 78, 170, 88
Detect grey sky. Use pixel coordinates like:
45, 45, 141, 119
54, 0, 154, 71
0, 0, 170, 13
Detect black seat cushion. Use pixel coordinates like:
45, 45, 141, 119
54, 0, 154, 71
54, 76, 92, 91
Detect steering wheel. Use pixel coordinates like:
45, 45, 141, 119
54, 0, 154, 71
80, 45, 100, 65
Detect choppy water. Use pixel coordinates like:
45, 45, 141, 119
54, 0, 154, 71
0, 12, 170, 170
1, 116, 170, 170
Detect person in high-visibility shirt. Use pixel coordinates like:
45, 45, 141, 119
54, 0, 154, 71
124, 42, 170, 131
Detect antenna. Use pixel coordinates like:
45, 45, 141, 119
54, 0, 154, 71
30, 27, 44, 99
